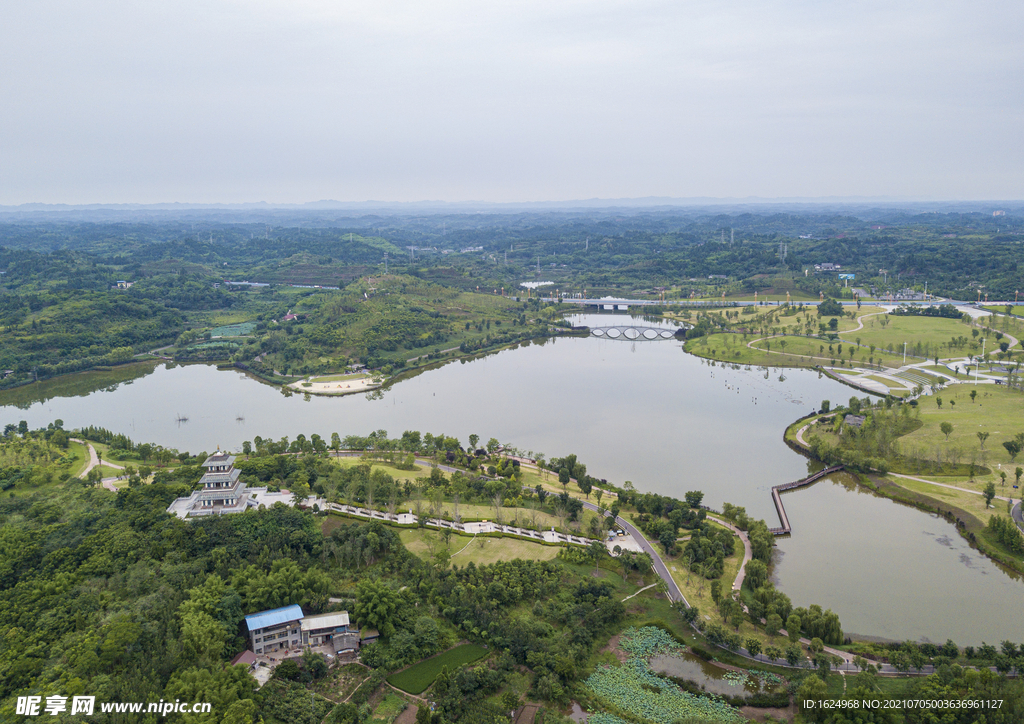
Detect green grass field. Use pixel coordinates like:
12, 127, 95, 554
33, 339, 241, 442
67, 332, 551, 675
685, 332, 908, 370
387, 644, 489, 694
312, 372, 371, 383
983, 305, 1024, 318
398, 528, 561, 566
866, 375, 909, 392
68, 441, 91, 478
898, 385, 1024, 475
332, 455, 434, 481
840, 314, 978, 358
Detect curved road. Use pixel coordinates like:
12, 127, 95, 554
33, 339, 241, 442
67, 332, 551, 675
579, 498, 688, 607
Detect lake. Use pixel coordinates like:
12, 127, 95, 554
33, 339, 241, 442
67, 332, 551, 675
2, 313, 1021, 644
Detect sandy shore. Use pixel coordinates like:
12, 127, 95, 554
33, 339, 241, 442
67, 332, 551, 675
287, 376, 381, 395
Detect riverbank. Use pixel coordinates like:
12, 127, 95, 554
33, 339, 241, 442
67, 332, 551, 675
783, 414, 1024, 577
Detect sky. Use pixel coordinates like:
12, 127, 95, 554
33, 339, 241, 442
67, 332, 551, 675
1, 1, 1022, 205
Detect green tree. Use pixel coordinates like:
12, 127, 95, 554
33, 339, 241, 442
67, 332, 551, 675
978, 431, 990, 448
1003, 440, 1022, 461
745, 638, 762, 659
798, 674, 828, 721
353, 578, 401, 638
786, 613, 802, 642
984, 482, 997, 507
940, 421, 954, 440
745, 559, 768, 589
785, 643, 803, 667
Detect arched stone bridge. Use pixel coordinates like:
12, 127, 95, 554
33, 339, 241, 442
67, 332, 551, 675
589, 325, 679, 340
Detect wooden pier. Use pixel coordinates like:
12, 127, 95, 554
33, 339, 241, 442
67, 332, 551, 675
768, 465, 845, 536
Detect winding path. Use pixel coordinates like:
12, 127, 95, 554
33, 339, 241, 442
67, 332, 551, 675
71, 438, 126, 491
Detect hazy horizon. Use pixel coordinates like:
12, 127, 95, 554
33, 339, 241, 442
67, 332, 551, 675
3, 1, 1022, 205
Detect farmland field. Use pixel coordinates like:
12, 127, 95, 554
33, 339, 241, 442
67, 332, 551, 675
387, 644, 489, 694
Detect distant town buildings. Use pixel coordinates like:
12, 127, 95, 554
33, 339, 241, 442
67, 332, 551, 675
814, 263, 842, 272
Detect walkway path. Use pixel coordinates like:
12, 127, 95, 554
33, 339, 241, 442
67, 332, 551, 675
796, 425, 1017, 506
891, 472, 1013, 503
71, 438, 129, 491
705, 515, 751, 593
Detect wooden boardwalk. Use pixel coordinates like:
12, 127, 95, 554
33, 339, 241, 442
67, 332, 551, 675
768, 465, 845, 536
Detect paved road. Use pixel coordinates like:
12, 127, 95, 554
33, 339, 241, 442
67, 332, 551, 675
579, 498, 688, 607
1012, 501, 1023, 533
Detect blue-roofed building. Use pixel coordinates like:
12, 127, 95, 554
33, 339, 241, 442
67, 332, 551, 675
245, 604, 304, 655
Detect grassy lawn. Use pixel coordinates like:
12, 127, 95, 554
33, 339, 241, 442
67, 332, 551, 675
312, 372, 371, 383
866, 375, 909, 392
68, 440, 92, 478
897, 385, 1024, 480
888, 475, 1004, 525
839, 314, 977, 358
332, 455, 434, 481
97, 464, 127, 479
399, 528, 561, 566
749, 335, 907, 369
685, 332, 908, 371
88, 440, 170, 467
983, 305, 1024, 318
388, 644, 489, 694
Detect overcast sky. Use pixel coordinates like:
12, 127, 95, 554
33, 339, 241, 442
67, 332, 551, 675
1, 1, 1021, 205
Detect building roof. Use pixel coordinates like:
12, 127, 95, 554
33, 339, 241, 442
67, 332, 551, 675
203, 451, 236, 468
244, 604, 304, 631
333, 633, 360, 652
230, 650, 258, 667
300, 611, 350, 631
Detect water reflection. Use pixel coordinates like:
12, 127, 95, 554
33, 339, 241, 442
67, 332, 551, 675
1, 337, 1021, 643
772, 473, 1023, 644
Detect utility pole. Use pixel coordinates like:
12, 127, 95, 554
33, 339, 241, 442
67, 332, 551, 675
976, 338, 985, 385
903, 342, 907, 366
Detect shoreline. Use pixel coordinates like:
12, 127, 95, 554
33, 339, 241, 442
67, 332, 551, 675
781, 414, 1024, 578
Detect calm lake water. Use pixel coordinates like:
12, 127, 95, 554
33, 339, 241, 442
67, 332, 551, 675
2, 312, 1021, 644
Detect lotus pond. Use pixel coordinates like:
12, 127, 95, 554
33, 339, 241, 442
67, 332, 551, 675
585, 628, 744, 723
